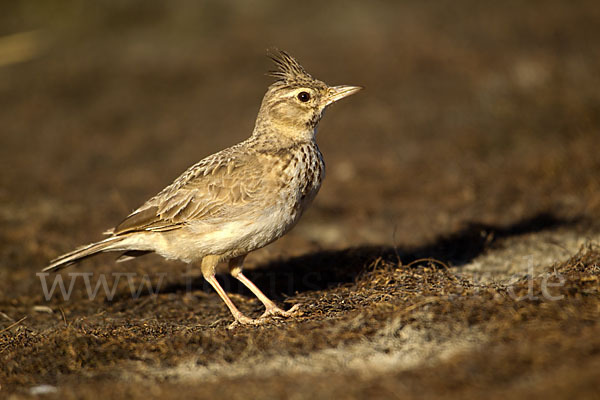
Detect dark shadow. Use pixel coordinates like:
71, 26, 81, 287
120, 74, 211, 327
154, 212, 582, 301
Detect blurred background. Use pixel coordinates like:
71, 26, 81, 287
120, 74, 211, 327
1, 0, 600, 278
2, 1, 600, 397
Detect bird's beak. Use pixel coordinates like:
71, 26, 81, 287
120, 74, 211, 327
325, 85, 363, 106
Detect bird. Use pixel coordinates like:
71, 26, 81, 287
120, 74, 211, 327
44, 50, 362, 327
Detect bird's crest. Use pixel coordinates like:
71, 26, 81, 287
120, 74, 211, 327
267, 49, 314, 85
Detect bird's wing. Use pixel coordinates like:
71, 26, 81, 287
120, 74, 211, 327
111, 147, 270, 235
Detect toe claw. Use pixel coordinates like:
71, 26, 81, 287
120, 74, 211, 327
286, 304, 301, 314
228, 304, 301, 328
227, 315, 258, 329
260, 304, 301, 320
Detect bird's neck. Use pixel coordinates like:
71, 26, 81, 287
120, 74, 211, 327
250, 117, 317, 147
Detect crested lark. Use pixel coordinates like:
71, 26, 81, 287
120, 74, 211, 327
44, 50, 362, 327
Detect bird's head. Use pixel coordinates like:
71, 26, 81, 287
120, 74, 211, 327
254, 50, 362, 140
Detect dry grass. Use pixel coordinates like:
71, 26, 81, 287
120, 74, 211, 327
2, 245, 599, 398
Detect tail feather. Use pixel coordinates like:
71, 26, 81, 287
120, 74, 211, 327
115, 250, 152, 263
43, 236, 128, 272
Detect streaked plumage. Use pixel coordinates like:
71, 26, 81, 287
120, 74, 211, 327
44, 50, 361, 327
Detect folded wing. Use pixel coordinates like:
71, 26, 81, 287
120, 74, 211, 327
111, 149, 267, 235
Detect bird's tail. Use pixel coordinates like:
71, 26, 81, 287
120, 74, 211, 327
43, 236, 129, 272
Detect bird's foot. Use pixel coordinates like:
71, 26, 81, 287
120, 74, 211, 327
227, 305, 301, 328
259, 304, 301, 320
227, 314, 259, 329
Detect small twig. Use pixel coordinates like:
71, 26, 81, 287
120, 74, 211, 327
59, 307, 68, 327
405, 257, 451, 270
404, 257, 465, 285
130, 296, 154, 313
391, 223, 402, 264
0, 312, 14, 322
0, 316, 27, 334
397, 297, 439, 318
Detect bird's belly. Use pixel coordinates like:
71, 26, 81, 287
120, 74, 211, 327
160, 203, 301, 262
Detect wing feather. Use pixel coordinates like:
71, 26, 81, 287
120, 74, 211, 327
111, 146, 270, 236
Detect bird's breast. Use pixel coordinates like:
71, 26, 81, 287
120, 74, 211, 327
278, 143, 325, 217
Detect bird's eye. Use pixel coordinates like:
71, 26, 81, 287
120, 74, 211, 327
297, 91, 311, 102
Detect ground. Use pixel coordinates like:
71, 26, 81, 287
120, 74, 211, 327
1, 1, 600, 399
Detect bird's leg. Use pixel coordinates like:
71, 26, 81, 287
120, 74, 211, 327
229, 255, 300, 319
200, 255, 257, 328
